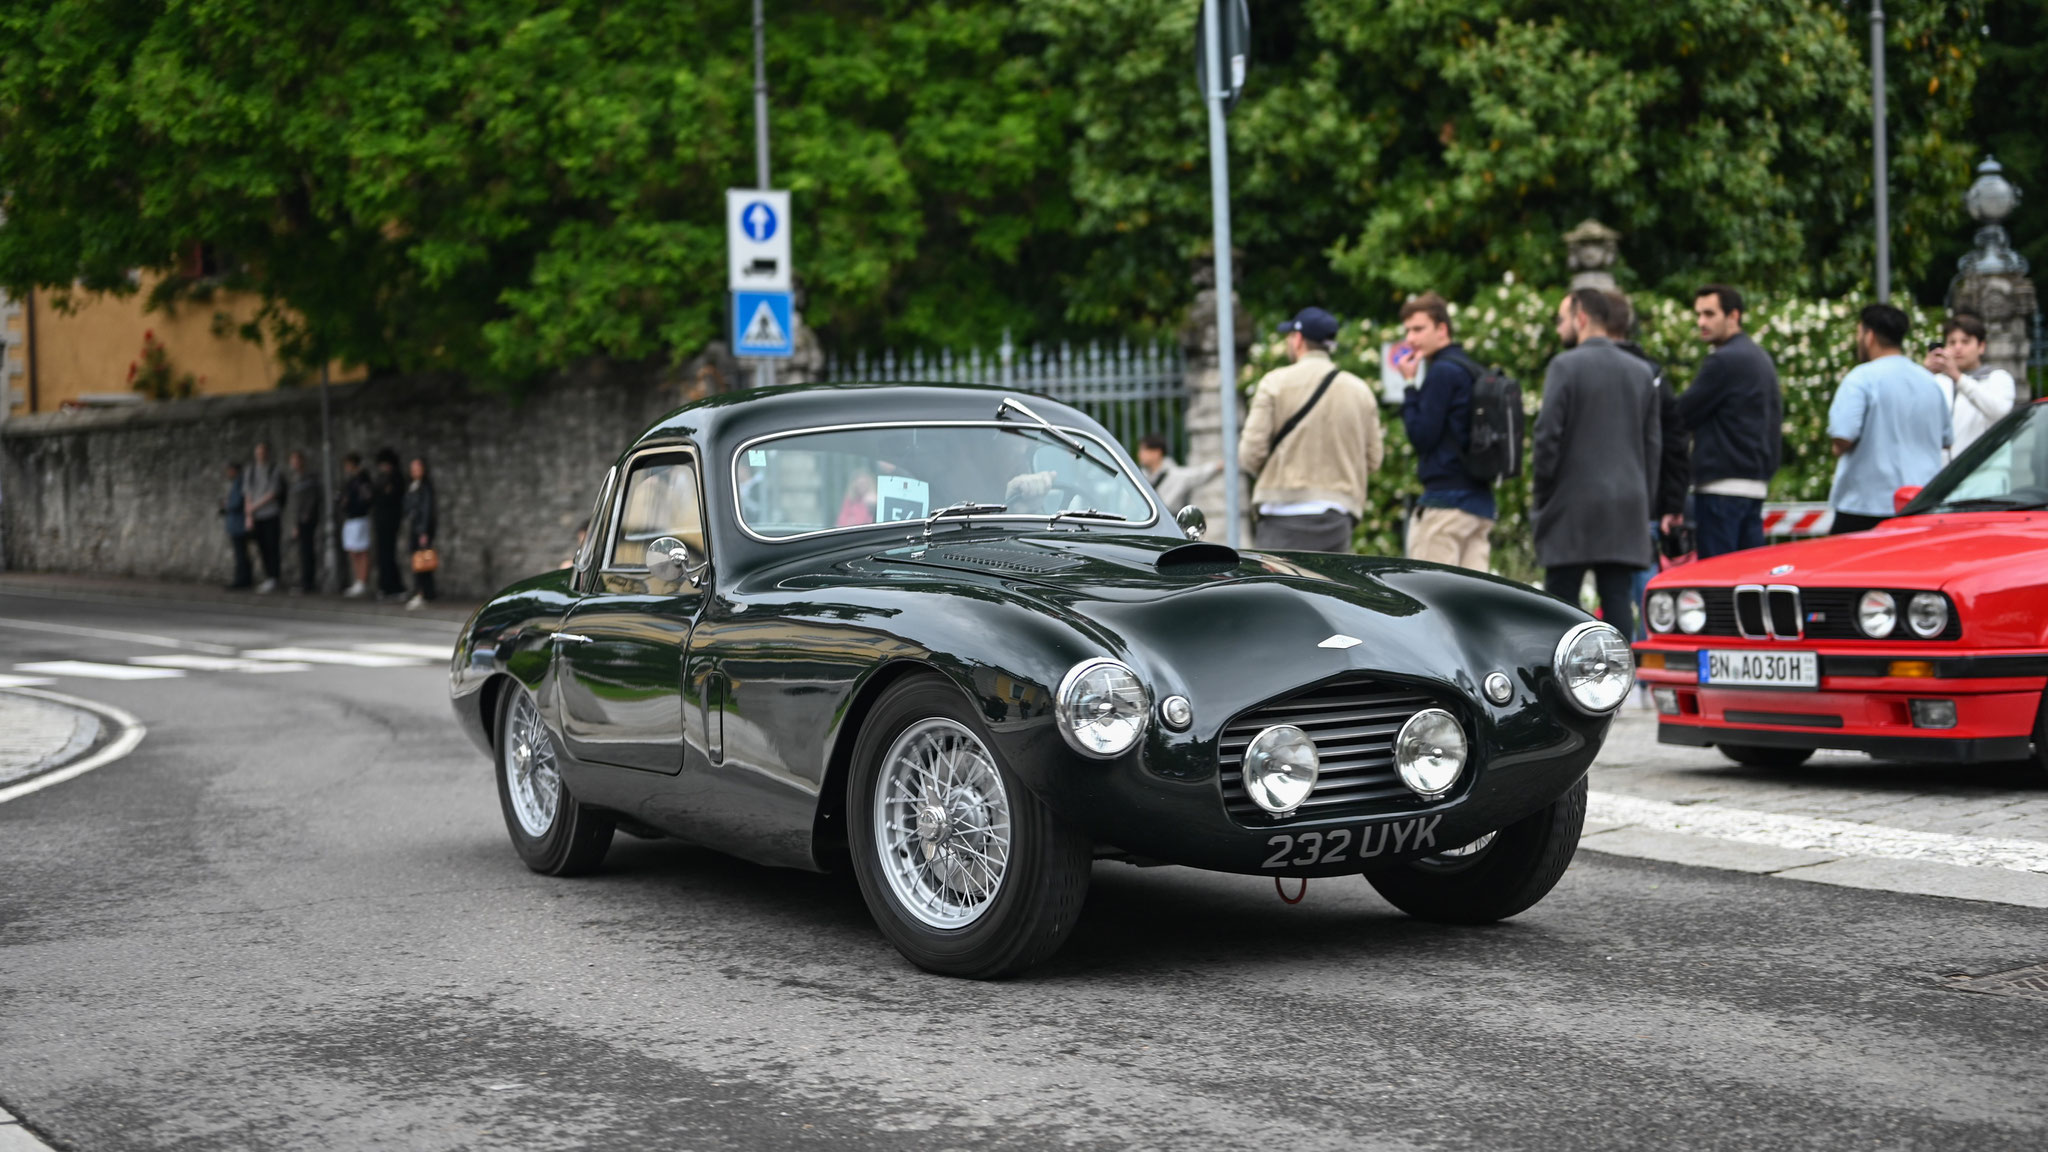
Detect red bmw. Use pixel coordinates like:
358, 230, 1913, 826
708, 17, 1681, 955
1636, 397, 2048, 772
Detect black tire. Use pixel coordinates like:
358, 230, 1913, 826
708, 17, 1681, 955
494, 684, 615, 877
1364, 777, 1587, 924
1718, 743, 1815, 769
2032, 690, 2048, 776
847, 675, 1092, 979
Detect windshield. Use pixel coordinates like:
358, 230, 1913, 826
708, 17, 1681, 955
1903, 401, 2048, 514
734, 422, 1158, 540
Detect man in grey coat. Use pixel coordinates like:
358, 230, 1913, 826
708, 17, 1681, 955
1533, 288, 1661, 639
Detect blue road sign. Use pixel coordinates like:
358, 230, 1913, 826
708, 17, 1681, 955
733, 290, 795, 358
740, 200, 778, 243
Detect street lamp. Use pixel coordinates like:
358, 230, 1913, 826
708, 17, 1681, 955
1869, 0, 1890, 302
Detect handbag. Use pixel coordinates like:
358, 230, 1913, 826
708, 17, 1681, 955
411, 547, 440, 574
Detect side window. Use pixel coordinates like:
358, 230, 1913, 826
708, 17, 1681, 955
573, 468, 617, 581
609, 455, 704, 569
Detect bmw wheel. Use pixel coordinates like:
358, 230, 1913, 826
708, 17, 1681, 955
848, 675, 1091, 978
1364, 777, 1586, 924
495, 684, 615, 876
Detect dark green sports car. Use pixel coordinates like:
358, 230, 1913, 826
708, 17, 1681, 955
451, 383, 1631, 977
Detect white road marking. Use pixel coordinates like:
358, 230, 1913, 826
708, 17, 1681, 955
0, 675, 56, 689
0, 688, 147, 806
239, 647, 424, 667
129, 654, 315, 673
354, 642, 454, 660
13, 661, 186, 682
0, 616, 236, 655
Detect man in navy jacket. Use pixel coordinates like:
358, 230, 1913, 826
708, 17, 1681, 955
1676, 285, 1782, 557
1396, 292, 1495, 571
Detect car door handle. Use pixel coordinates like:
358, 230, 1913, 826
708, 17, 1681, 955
551, 632, 593, 645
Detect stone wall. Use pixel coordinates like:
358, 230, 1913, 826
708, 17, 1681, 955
0, 362, 708, 598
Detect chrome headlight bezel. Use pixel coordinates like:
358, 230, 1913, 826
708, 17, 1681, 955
1393, 708, 1468, 799
1646, 591, 1676, 633
1907, 592, 1950, 639
1055, 658, 1151, 758
1675, 589, 1707, 634
1857, 590, 1898, 638
1553, 621, 1634, 715
1241, 724, 1320, 815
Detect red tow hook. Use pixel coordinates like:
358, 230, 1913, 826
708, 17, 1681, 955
1275, 876, 1307, 904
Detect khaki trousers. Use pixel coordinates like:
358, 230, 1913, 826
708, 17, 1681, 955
1407, 506, 1493, 572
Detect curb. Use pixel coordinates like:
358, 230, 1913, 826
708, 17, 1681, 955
0, 1101, 59, 1152
0, 688, 148, 807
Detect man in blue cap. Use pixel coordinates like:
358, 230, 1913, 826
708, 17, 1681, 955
1238, 306, 1384, 551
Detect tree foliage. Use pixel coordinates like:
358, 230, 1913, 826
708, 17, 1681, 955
0, 1, 1996, 384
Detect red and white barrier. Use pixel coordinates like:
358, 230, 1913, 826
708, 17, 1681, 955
1761, 502, 1834, 537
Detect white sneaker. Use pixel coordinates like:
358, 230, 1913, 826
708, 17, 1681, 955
256, 579, 278, 594
405, 595, 426, 610
343, 582, 367, 598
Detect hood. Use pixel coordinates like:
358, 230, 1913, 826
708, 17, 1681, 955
860, 532, 1260, 599
1662, 512, 2048, 590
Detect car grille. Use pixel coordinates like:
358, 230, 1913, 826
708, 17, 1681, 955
1686, 587, 1960, 641
1217, 675, 1442, 822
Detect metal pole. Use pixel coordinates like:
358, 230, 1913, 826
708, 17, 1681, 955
1871, 0, 1890, 302
751, 0, 775, 389
1203, 0, 1241, 547
318, 361, 337, 593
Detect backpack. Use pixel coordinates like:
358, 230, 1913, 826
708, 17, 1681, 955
1439, 349, 1524, 482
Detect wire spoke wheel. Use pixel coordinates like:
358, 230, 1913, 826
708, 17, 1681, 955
504, 690, 561, 837
873, 718, 1013, 929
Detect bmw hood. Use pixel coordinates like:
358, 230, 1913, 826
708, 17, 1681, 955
1664, 512, 2048, 590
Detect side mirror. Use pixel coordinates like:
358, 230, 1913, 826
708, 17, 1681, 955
1893, 485, 1923, 514
1175, 505, 1207, 541
646, 537, 708, 587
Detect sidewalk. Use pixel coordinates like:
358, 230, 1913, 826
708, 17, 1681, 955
0, 691, 101, 790
0, 571, 479, 627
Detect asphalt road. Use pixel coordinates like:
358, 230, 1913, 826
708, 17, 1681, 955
2, 590, 2045, 1151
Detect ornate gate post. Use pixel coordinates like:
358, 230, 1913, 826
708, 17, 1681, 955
1948, 156, 2039, 397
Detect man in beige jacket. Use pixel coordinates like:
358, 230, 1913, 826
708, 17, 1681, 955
1238, 307, 1385, 551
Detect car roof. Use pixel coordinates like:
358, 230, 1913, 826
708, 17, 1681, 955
635, 381, 1110, 454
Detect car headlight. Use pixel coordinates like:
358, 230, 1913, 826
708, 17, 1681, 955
1646, 591, 1676, 633
1055, 658, 1150, 757
1554, 621, 1633, 714
1907, 592, 1949, 638
1676, 589, 1707, 634
1241, 724, 1319, 814
1857, 590, 1897, 638
1394, 708, 1467, 799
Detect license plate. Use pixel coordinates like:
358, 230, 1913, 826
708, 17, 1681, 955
1699, 649, 1818, 689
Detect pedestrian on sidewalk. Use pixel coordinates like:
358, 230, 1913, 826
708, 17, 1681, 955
1923, 312, 2017, 461
288, 449, 321, 594
1237, 307, 1384, 552
338, 452, 373, 597
1827, 304, 1950, 535
1533, 288, 1661, 639
219, 461, 254, 590
371, 448, 407, 598
1608, 290, 1689, 640
1396, 291, 1497, 571
1676, 285, 1782, 557
1137, 435, 1220, 514
404, 455, 439, 609
245, 441, 286, 594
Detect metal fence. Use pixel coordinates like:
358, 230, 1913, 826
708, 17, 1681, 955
819, 332, 1188, 457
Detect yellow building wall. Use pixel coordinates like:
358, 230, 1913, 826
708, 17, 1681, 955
8, 277, 359, 416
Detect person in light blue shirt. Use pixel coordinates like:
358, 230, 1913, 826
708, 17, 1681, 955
1825, 303, 1951, 534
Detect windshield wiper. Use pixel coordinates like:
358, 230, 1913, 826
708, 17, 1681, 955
920, 501, 1008, 539
1045, 508, 1131, 529
1932, 496, 2048, 512
994, 397, 1120, 476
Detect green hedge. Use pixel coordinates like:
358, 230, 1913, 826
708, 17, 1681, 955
1242, 280, 1934, 581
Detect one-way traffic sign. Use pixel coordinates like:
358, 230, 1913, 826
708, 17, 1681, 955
727, 189, 792, 292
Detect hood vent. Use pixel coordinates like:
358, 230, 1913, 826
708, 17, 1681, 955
917, 544, 1086, 575
1155, 541, 1241, 575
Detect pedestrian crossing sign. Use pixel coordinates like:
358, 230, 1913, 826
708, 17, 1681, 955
732, 290, 794, 359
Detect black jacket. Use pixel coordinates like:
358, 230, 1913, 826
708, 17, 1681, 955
1400, 343, 1489, 496
1676, 332, 1782, 486
1617, 341, 1690, 518
404, 478, 437, 545
371, 469, 405, 528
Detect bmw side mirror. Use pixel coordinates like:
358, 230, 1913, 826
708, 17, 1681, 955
1893, 485, 1922, 514
1175, 505, 1207, 541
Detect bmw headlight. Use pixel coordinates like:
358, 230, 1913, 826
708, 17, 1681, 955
1857, 590, 1897, 638
1646, 591, 1676, 633
1676, 589, 1707, 634
1907, 592, 1949, 638
1056, 658, 1150, 757
1394, 709, 1467, 799
1242, 725, 1319, 814
1554, 621, 1634, 714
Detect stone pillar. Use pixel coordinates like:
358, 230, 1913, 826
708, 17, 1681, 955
1179, 259, 1252, 541
1564, 219, 1620, 292
1948, 156, 2037, 397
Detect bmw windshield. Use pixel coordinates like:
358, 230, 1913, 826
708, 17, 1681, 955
733, 421, 1159, 540
1903, 401, 2048, 514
